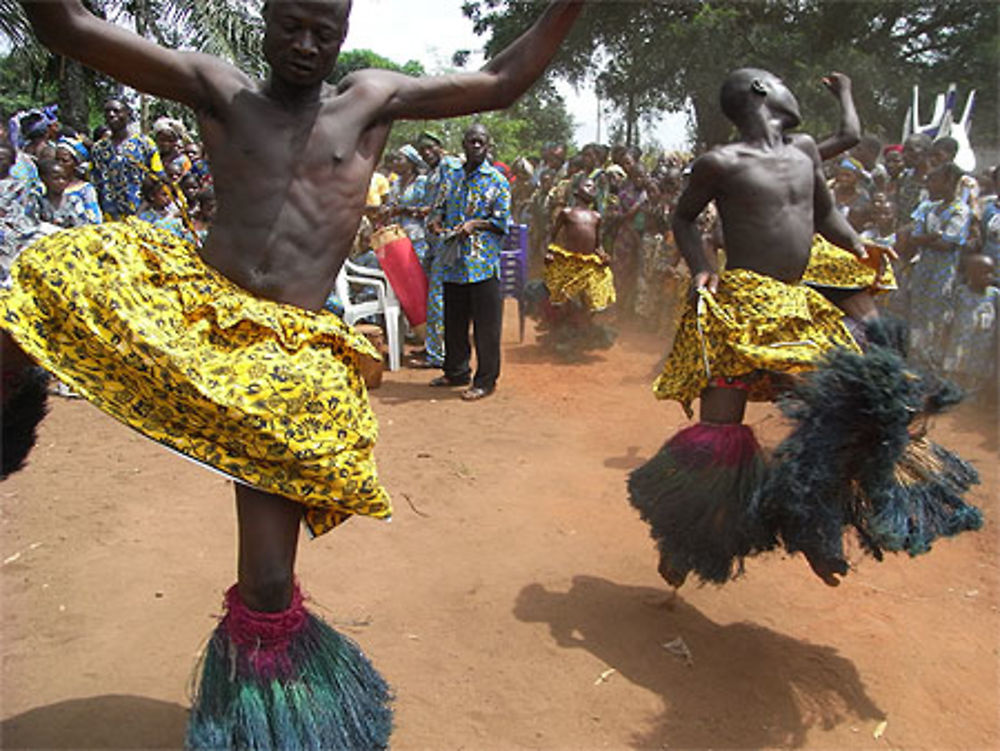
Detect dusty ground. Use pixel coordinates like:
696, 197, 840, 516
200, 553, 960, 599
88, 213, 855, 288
1, 303, 998, 750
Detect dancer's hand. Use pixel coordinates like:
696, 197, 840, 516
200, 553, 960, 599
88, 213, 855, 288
859, 240, 898, 287
692, 270, 719, 295
821, 71, 852, 98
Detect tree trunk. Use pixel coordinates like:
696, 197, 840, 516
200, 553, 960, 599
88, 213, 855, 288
57, 57, 90, 133
692, 91, 734, 151
626, 91, 636, 148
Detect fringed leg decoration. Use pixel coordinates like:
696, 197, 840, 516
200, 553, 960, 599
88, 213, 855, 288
765, 340, 982, 584
860, 436, 982, 558
186, 584, 393, 751
627, 423, 773, 586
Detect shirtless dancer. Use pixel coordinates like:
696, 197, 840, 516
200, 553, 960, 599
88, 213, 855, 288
547, 179, 615, 298
627, 68, 980, 590
538, 176, 616, 353
2, 1, 582, 747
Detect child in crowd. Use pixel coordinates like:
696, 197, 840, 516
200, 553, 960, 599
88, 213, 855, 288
134, 173, 177, 224
35, 158, 101, 229
905, 162, 972, 368
942, 254, 998, 402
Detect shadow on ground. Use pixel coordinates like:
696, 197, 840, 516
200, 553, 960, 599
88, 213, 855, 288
1, 694, 187, 749
514, 575, 884, 749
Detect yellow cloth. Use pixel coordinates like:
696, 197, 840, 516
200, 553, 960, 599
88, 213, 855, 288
802, 235, 897, 292
366, 172, 390, 207
653, 268, 860, 415
0, 219, 391, 536
544, 243, 616, 311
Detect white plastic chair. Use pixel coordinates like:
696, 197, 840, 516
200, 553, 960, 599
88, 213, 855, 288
334, 260, 403, 371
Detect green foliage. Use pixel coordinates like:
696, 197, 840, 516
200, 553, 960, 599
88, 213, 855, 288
329, 49, 572, 162
328, 49, 425, 83
463, 0, 999, 150
385, 78, 573, 164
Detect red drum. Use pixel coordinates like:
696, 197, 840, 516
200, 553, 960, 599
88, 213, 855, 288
372, 224, 428, 326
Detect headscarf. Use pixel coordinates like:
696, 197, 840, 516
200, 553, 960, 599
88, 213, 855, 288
605, 164, 627, 180
838, 156, 864, 173
398, 144, 427, 172
56, 136, 90, 164
152, 117, 191, 145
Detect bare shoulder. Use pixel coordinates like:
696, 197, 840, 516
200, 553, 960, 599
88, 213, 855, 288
335, 68, 410, 105
181, 51, 255, 113
691, 146, 738, 177
788, 132, 821, 162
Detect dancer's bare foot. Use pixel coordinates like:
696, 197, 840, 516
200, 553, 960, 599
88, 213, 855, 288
657, 553, 689, 589
803, 550, 848, 587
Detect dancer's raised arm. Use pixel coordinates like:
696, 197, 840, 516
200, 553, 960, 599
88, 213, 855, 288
19, 0, 243, 110
357, 1, 583, 121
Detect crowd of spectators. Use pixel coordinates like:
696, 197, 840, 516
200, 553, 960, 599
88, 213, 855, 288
3, 96, 996, 401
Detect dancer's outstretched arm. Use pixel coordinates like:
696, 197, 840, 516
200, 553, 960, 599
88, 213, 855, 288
360, 1, 583, 121
19, 0, 244, 110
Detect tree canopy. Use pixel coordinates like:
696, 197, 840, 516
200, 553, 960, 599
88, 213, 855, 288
463, 0, 998, 152
328, 50, 573, 163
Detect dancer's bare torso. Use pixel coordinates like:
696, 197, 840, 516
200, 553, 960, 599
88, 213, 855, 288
196, 71, 393, 311
694, 135, 820, 284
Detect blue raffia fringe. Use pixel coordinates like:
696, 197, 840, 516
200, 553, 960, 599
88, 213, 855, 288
763, 322, 982, 574
186, 584, 393, 751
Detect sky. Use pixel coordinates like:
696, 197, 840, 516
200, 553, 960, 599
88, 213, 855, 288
342, 0, 691, 151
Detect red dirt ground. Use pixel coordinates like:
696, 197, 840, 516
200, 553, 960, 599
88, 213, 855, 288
2, 303, 997, 750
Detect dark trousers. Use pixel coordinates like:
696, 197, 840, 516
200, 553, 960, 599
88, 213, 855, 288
443, 276, 502, 390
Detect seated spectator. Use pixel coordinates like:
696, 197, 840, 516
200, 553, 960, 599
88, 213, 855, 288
155, 186, 215, 247
0, 141, 42, 285
34, 158, 102, 229
135, 174, 178, 224
53, 139, 101, 223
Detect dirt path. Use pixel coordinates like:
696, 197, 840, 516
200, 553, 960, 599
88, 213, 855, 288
2, 303, 997, 750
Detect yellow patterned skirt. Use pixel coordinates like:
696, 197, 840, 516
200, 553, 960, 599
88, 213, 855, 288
0, 219, 391, 536
802, 235, 897, 292
543, 243, 616, 311
653, 268, 860, 415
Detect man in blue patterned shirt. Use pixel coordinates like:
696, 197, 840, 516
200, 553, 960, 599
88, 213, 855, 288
429, 124, 511, 400
90, 98, 162, 220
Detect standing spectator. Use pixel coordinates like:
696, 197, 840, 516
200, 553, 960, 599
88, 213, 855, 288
941, 254, 998, 402
153, 117, 192, 177
383, 145, 429, 263
850, 133, 884, 191
882, 144, 905, 200
831, 157, 871, 230
9, 112, 48, 199
414, 131, 462, 369
428, 123, 510, 401
609, 150, 649, 318
896, 133, 932, 225
90, 98, 162, 219
905, 163, 972, 368
980, 165, 1000, 265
